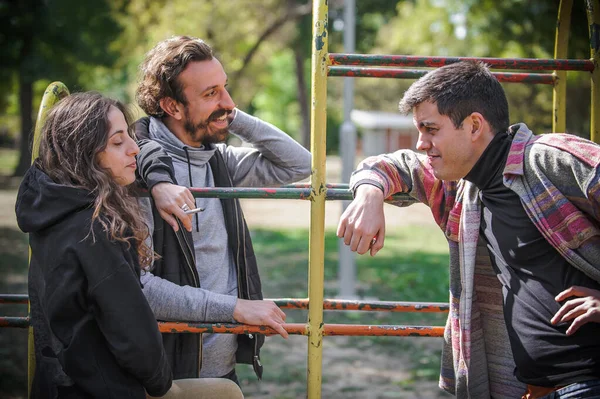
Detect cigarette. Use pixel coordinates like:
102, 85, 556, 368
184, 207, 205, 215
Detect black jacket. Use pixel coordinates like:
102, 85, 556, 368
135, 118, 265, 380
16, 166, 172, 398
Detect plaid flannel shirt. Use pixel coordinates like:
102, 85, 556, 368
350, 123, 600, 398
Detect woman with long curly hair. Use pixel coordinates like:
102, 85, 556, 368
15, 92, 243, 399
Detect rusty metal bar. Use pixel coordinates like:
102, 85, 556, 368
0, 294, 28, 304
156, 322, 444, 337
0, 317, 30, 328
188, 187, 311, 199
0, 296, 448, 313
326, 189, 418, 203
323, 324, 444, 337
158, 186, 419, 204
0, 317, 447, 337
329, 53, 595, 72
272, 298, 449, 313
328, 66, 556, 85
159, 322, 307, 335
284, 183, 347, 189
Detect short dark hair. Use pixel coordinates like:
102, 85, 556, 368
136, 36, 214, 117
398, 61, 509, 134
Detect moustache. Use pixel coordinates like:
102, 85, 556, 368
208, 109, 233, 122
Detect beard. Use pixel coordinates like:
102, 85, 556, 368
183, 107, 232, 146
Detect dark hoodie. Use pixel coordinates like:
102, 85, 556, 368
15, 165, 172, 398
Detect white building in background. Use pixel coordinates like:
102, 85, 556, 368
350, 109, 418, 156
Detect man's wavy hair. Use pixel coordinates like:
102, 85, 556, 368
35, 92, 153, 269
136, 35, 214, 117
398, 61, 509, 135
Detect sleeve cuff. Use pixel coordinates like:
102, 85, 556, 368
146, 170, 175, 191
350, 180, 384, 198
227, 109, 258, 141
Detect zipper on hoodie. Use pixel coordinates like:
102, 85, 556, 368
173, 223, 199, 288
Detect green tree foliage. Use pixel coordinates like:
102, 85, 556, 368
251, 50, 303, 137
107, 0, 313, 145
1, 0, 315, 174
117, 0, 310, 106
1, 0, 595, 175
362, 0, 592, 137
0, 0, 125, 175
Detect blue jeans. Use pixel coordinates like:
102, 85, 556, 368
540, 379, 600, 399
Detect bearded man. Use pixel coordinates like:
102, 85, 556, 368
133, 36, 311, 388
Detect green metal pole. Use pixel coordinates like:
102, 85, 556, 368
308, 0, 328, 397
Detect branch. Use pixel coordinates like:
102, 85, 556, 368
230, 1, 312, 85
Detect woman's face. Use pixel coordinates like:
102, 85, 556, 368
96, 106, 140, 186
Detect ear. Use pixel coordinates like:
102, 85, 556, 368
467, 112, 487, 143
159, 97, 184, 120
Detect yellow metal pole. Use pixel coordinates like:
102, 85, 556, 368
586, 0, 600, 143
307, 0, 328, 397
32, 82, 70, 159
28, 82, 69, 397
553, 0, 572, 133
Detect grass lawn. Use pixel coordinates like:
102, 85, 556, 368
236, 226, 450, 398
0, 148, 18, 175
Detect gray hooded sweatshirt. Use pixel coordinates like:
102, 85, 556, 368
140, 110, 311, 377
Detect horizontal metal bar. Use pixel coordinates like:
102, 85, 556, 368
283, 183, 349, 189
329, 53, 594, 72
180, 187, 417, 203
328, 66, 556, 85
159, 322, 307, 335
272, 298, 449, 313
189, 187, 312, 199
140, 184, 417, 203
0, 318, 445, 337
0, 296, 447, 313
158, 322, 444, 337
0, 317, 30, 328
323, 324, 444, 337
0, 294, 28, 304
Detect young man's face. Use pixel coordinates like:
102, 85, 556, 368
413, 101, 478, 181
177, 58, 236, 146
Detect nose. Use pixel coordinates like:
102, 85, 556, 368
220, 89, 236, 110
416, 132, 430, 152
128, 136, 140, 157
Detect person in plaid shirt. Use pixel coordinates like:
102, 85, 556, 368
338, 61, 600, 399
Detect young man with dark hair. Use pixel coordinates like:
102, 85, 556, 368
338, 61, 600, 399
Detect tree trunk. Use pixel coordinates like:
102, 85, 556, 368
294, 48, 310, 150
14, 74, 33, 176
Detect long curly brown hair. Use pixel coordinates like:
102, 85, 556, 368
35, 92, 153, 268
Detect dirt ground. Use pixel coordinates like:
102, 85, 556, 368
0, 161, 451, 399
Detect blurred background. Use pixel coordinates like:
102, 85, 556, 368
0, 0, 593, 398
